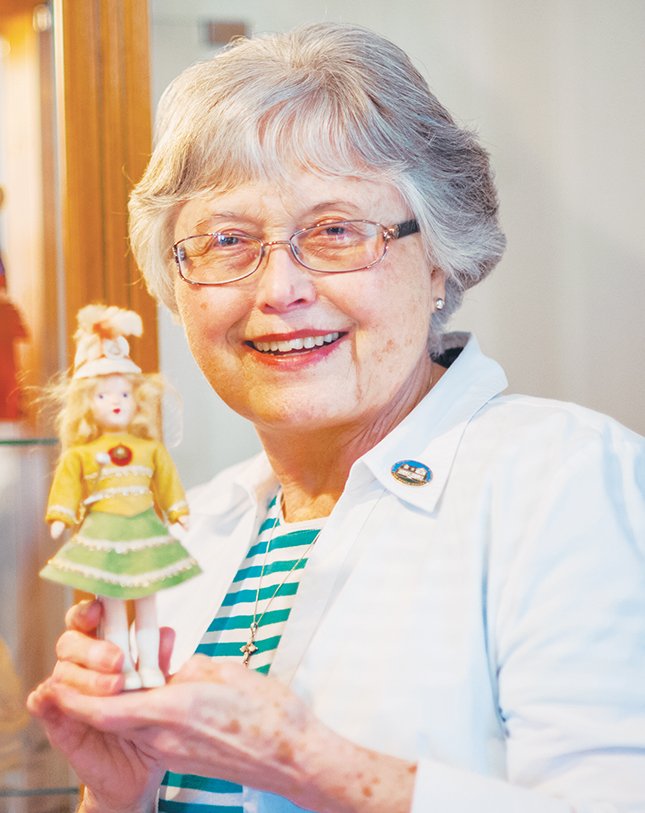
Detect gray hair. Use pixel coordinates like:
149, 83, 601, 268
129, 22, 505, 351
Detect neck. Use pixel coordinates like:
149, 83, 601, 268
257, 362, 445, 523
260, 430, 355, 523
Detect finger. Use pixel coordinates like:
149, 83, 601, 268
52, 659, 124, 696
26, 680, 58, 719
27, 679, 81, 724
64, 599, 103, 634
55, 629, 124, 674
158, 626, 175, 676
47, 682, 180, 732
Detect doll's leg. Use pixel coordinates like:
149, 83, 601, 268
133, 594, 165, 688
101, 597, 141, 691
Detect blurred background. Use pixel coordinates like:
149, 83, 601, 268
0, 2, 643, 809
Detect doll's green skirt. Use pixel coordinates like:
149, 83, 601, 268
39, 508, 201, 599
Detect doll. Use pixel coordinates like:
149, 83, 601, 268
40, 304, 201, 690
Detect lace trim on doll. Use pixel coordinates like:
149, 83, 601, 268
83, 485, 150, 506
85, 465, 153, 481
43, 557, 199, 589
47, 505, 77, 521
167, 500, 188, 515
74, 534, 172, 554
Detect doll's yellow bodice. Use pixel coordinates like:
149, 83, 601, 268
45, 433, 188, 527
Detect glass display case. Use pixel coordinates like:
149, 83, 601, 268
0, 432, 79, 812
0, 3, 77, 807
0, 1, 154, 809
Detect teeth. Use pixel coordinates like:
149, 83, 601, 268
252, 332, 340, 354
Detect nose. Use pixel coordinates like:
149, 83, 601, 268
255, 240, 316, 313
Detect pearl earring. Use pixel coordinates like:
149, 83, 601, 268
435, 297, 445, 311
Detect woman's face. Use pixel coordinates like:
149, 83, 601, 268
91, 375, 136, 432
172, 171, 445, 438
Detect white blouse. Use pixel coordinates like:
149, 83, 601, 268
158, 334, 645, 813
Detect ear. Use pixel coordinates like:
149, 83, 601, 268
430, 266, 446, 302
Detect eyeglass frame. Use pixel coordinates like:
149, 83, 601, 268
172, 218, 420, 286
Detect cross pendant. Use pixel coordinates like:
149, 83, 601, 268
240, 622, 259, 667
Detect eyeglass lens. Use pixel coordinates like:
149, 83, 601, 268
175, 221, 388, 284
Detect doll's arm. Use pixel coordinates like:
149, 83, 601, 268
151, 442, 189, 524
45, 448, 84, 528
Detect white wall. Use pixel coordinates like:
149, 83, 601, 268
151, 0, 645, 487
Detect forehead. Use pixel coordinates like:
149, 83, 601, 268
173, 171, 407, 236
93, 375, 133, 392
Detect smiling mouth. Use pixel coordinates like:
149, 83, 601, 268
248, 332, 342, 354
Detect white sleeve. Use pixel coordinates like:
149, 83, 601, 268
413, 422, 645, 812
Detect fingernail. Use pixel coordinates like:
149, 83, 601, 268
97, 672, 122, 693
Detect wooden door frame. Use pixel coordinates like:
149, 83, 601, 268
52, 0, 158, 370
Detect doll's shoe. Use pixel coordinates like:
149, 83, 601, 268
123, 670, 143, 691
138, 667, 166, 689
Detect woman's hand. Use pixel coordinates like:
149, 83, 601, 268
30, 653, 416, 812
33, 655, 310, 798
27, 599, 173, 813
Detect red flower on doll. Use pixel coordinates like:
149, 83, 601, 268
108, 444, 133, 466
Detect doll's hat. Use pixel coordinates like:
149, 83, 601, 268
73, 304, 143, 379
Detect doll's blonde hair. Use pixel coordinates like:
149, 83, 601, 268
47, 372, 165, 451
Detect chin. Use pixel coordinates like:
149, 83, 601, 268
252, 402, 356, 435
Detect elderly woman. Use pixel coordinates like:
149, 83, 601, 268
28, 22, 644, 813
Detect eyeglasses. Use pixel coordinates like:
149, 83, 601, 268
172, 219, 420, 286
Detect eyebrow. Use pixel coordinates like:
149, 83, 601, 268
308, 200, 362, 215
193, 201, 366, 234
194, 212, 250, 232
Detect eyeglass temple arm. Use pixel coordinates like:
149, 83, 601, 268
394, 219, 420, 239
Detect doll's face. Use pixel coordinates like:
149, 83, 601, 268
91, 375, 136, 432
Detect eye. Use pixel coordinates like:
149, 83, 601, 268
215, 233, 243, 248
321, 224, 349, 237
314, 221, 365, 242
212, 232, 256, 254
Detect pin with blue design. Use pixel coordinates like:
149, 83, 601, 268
391, 460, 432, 486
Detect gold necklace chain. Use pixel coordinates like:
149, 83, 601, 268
240, 493, 320, 666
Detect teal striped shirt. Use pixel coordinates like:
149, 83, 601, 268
158, 494, 321, 811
